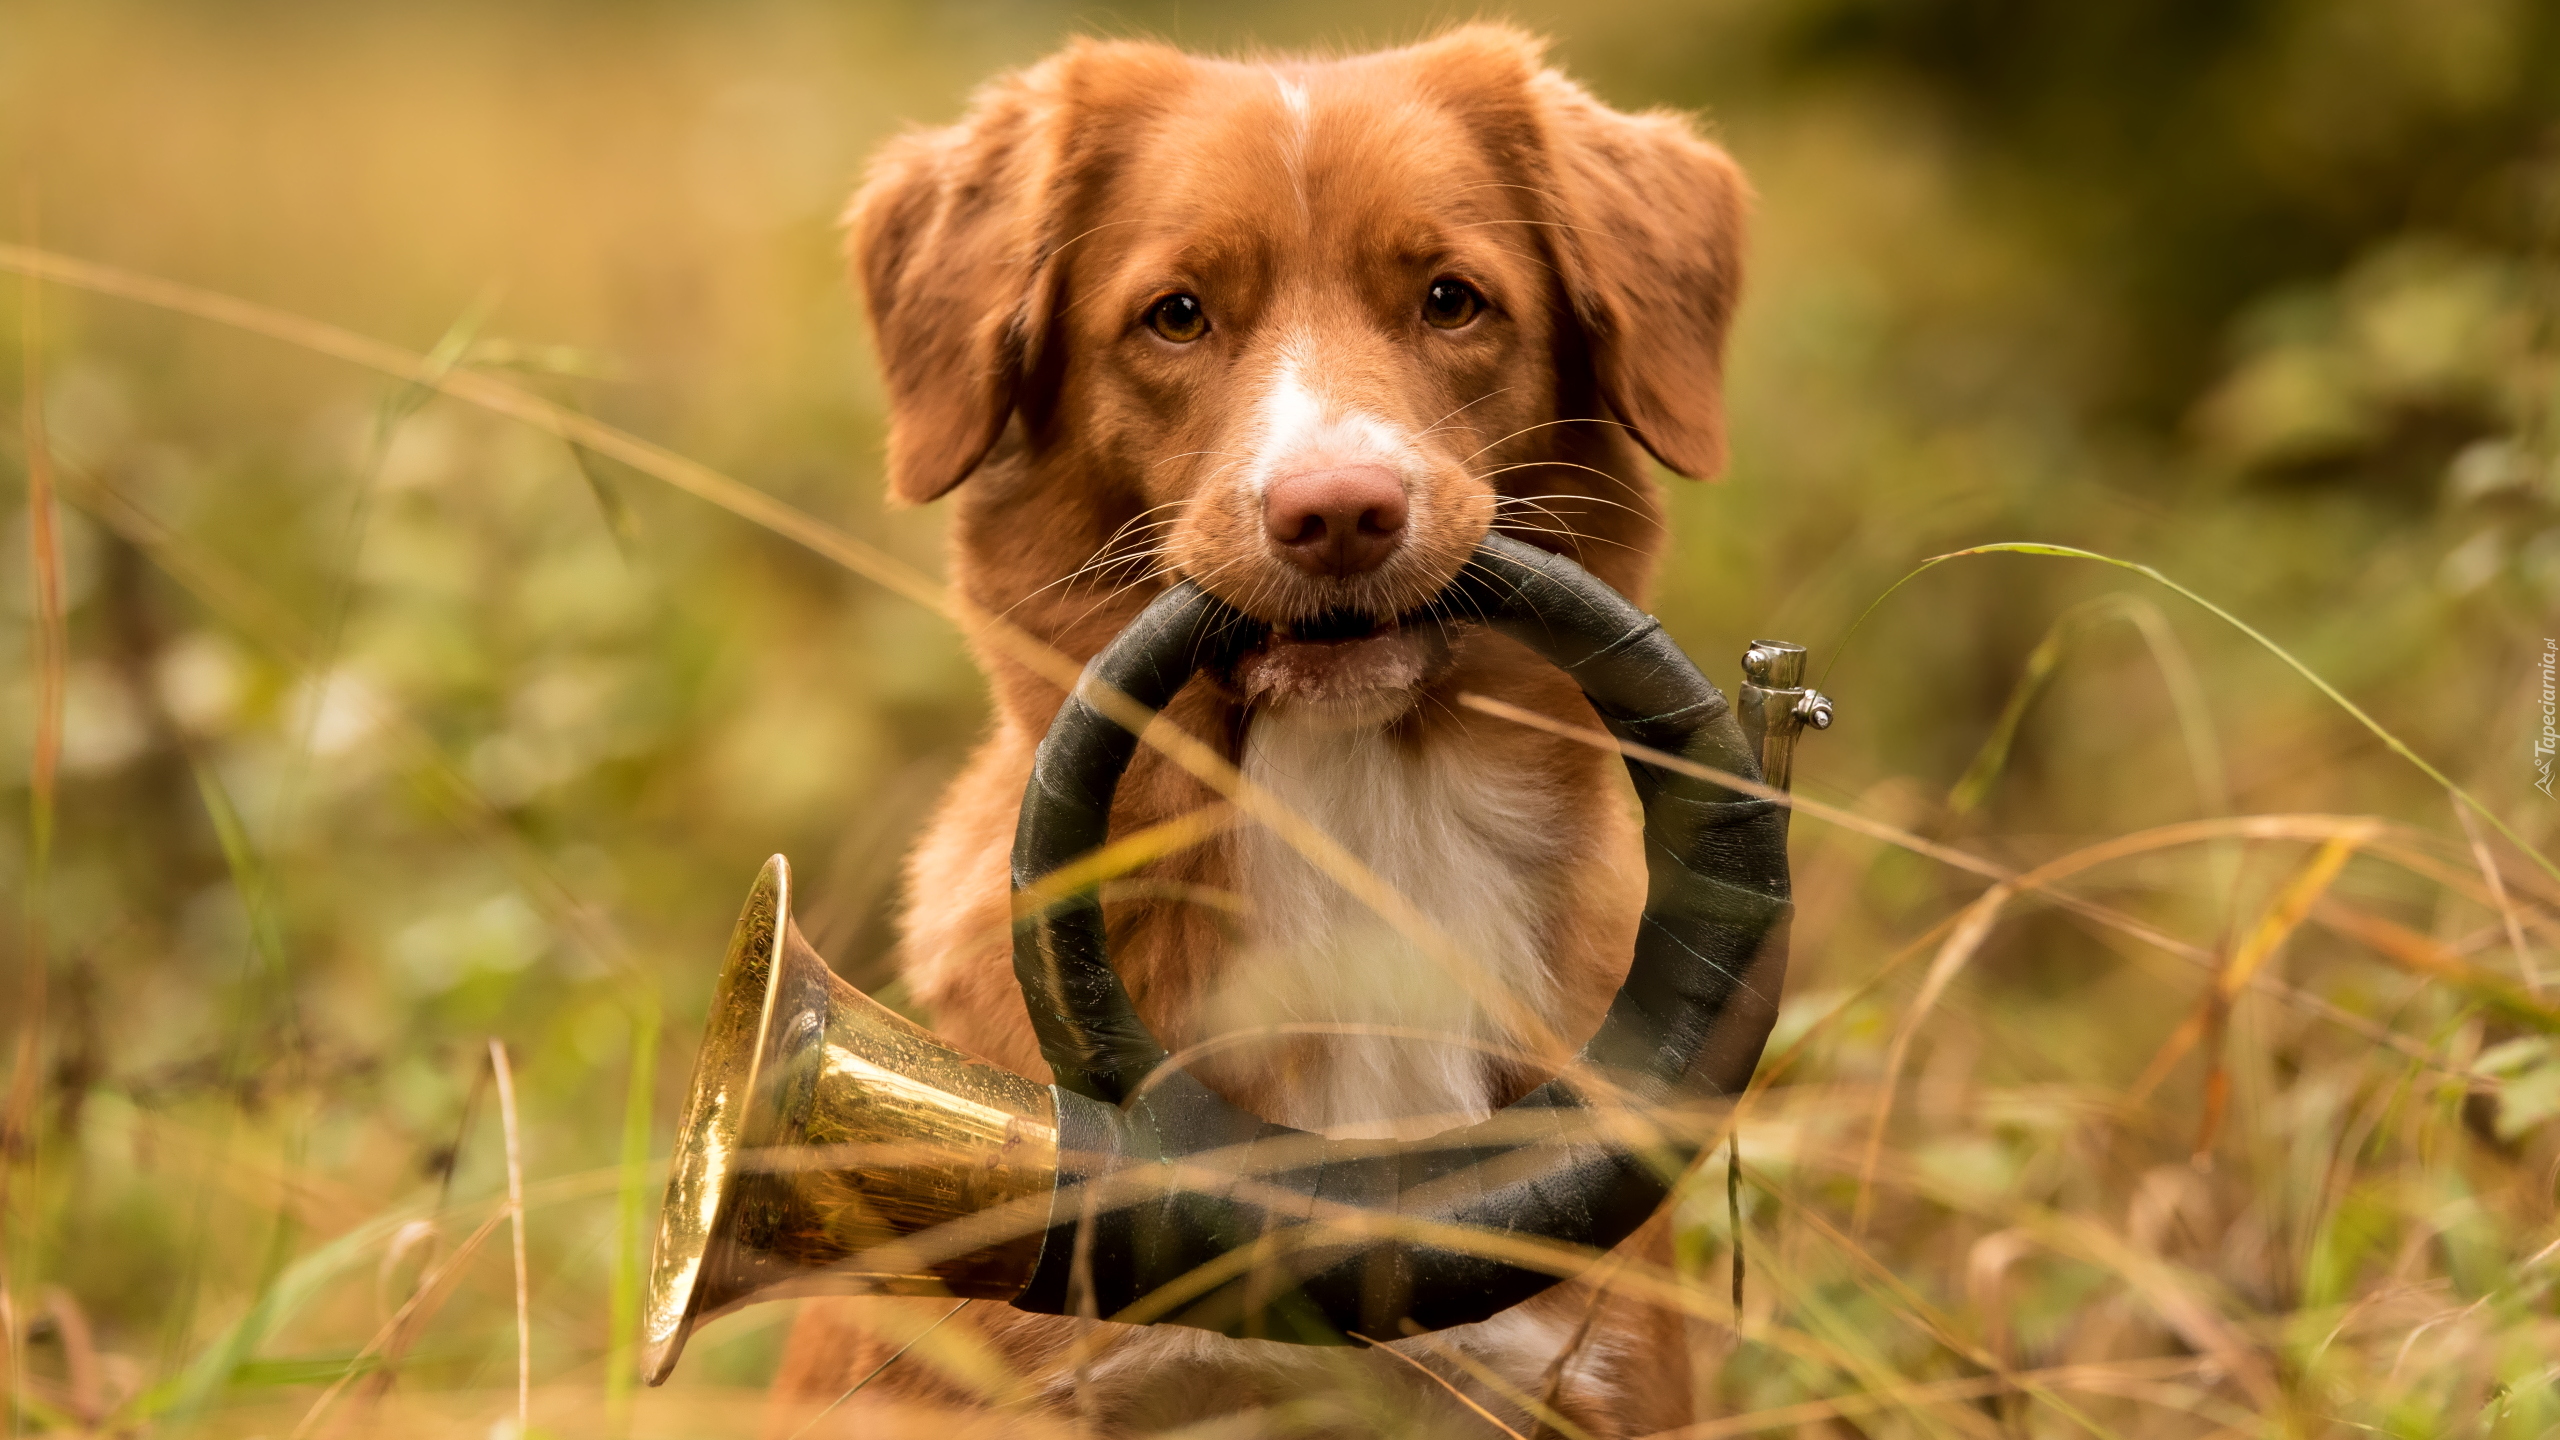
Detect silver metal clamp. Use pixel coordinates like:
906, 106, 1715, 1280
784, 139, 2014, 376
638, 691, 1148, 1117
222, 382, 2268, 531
1738, 639, 1835, 795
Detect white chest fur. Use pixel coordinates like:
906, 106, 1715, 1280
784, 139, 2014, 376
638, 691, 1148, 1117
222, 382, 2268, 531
1199, 710, 1570, 1140
1098, 713, 1616, 1417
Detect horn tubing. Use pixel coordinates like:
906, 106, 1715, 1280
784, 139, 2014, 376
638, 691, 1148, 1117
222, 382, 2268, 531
1005, 534, 1793, 1342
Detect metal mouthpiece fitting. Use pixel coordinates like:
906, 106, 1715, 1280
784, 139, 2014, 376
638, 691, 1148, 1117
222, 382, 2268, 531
1738, 639, 1836, 795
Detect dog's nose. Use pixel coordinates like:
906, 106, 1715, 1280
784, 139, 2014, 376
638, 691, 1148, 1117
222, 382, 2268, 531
1263, 465, 1408, 577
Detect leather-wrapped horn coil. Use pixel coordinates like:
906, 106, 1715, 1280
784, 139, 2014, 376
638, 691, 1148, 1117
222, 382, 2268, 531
1007, 533, 1792, 1342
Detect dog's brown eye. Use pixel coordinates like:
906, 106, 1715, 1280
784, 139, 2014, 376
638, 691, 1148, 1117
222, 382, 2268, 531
1423, 278, 1483, 329
1147, 293, 1208, 343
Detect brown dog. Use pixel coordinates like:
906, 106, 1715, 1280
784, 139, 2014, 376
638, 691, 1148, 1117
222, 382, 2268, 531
771, 24, 1747, 1438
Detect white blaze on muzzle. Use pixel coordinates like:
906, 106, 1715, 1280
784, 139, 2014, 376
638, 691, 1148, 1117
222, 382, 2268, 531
1242, 336, 1424, 502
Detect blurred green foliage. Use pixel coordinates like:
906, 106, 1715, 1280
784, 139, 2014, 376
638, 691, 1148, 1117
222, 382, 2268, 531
2, 0, 2557, 1434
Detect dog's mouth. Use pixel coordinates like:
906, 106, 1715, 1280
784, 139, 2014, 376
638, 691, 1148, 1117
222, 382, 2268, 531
1226, 608, 1454, 716
1280, 608, 1387, 644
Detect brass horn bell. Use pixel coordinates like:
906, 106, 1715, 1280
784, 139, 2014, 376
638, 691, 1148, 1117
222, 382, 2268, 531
641, 855, 1059, 1383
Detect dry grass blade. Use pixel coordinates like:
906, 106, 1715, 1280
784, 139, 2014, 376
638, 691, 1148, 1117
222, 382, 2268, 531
1766, 1182, 2122, 1440
2125, 828, 2371, 1120
39, 1287, 101, 1425
2120, 1006, 2212, 1117
1457, 693, 2004, 879
2115, 595, 2230, 817
1711, 1242, 2000, 1440
1403, 1324, 1595, 1440
2313, 900, 2560, 1031
13, 212, 62, 883
3, 190, 67, 1434
2454, 800, 2541, 996
604, 1002, 659, 1431
1462, 691, 2460, 1070
1016, 1146, 1819, 1351
1636, 1358, 2209, 1440
1009, 804, 1238, 920
2216, 829, 2373, 1003
489, 1039, 529, 1438
2036, 1212, 2277, 1405
2191, 828, 2370, 1155
782, 1299, 970, 1440
1748, 914, 1960, 1091
2368, 836, 2560, 934
1787, 1136, 2280, 1409
830, 1113, 1762, 1348
1528, 1292, 1609, 1440
296, 1208, 509, 1440
1348, 1332, 1531, 1440
1853, 883, 2014, 1235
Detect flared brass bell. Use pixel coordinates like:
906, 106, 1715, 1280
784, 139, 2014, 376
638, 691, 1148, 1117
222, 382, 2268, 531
641, 855, 1060, 1383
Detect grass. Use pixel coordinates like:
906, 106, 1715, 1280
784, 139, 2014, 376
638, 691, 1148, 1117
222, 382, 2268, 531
8, 239, 2557, 1440
3, 2, 2557, 1435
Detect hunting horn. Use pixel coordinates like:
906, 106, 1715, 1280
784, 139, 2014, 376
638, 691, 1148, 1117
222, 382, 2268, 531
642, 534, 1831, 1382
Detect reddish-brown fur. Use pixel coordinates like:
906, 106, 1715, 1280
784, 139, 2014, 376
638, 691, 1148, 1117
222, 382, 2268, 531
770, 25, 1747, 1437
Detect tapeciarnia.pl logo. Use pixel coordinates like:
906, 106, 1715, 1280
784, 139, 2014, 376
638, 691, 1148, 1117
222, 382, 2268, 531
2539, 638, 2557, 797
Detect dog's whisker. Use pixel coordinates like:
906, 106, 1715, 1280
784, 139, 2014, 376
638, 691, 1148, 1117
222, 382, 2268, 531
1450, 218, 1614, 240
1498, 526, 1638, 558
1001, 541, 1168, 621
1411, 387, 1514, 443
1449, 180, 1563, 199
1455, 555, 1536, 621
1498, 491, 1655, 518
1473, 459, 1656, 497
1150, 449, 1245, 471
1081, 502, 1205, 574
1494, 498, 1574, 529
1490, 506, 1640, 558
995, 520, 1193, 625
1491, 493, 1657, 545
1458, 417, 1641, 466
1037, 216, 1149, 267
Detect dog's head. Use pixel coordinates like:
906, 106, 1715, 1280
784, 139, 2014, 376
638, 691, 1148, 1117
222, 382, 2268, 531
850, 26, 1746, 722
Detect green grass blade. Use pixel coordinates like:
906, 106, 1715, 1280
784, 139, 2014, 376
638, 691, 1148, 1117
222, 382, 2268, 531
1840, 542, 2559, 885
189, 758, 285, 990
1948, 591, 2231, 818
137, 1205, 423, 1427
1948, 608, 2079, 815
603, 996, 661, 1432
374, 281, 502, 438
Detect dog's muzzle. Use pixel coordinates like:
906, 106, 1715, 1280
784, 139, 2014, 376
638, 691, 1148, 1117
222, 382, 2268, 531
641, 534, 1825, 1378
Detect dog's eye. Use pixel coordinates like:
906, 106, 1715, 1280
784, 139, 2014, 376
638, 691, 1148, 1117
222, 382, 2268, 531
1147, 293, 1209, 343
1422, 278, 1483, 330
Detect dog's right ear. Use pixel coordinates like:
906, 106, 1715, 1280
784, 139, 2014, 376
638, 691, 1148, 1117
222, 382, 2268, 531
847, 79, 1055, 505
848, 42, 1189, 504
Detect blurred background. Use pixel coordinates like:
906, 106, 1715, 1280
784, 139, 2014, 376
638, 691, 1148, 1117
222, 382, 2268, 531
3, 0, 2558, 1434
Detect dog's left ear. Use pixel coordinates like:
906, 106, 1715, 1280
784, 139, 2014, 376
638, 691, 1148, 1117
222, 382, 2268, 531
1531, 72, 1751, 481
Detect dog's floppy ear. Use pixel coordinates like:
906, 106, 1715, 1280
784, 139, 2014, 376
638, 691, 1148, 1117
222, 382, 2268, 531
849, 43, 1193, 503
844, 58, 1072, 505
1531, 72, 1750, 480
